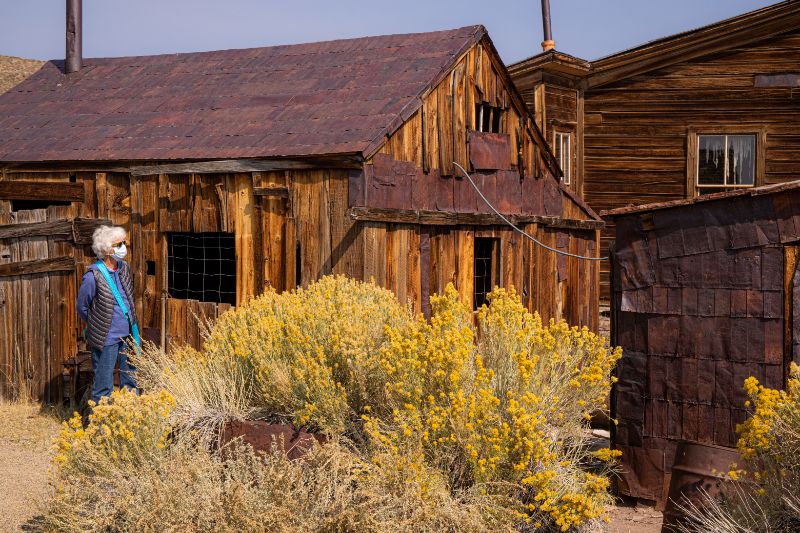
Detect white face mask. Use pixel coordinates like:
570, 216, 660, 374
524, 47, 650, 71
111, 243, 127, 260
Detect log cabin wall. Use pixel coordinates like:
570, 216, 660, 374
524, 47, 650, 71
583, 29, 800, 299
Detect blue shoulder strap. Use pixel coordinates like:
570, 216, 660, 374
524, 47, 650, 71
95, 261, 141, 348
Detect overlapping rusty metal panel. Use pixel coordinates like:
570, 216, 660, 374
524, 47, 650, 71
607, 183, 800, 504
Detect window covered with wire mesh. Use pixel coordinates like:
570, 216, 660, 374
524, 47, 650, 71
167, 232, 236, 305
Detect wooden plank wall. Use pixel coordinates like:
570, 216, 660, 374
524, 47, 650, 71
378, 41, 537, 180
370, 39, 599, 328
0, 172, 79, 402
583, 29, 800, 298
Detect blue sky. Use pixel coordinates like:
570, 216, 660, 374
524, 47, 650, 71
0, 0, 778, 65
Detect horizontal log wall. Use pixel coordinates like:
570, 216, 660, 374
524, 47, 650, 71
583, 29, 800, 299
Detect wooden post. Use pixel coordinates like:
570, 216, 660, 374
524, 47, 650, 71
234, 173, 256, 305
784, 245, 798, 386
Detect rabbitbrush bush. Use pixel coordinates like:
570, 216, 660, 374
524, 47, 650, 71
678, 363, 800, 533
45, 276, 621, 532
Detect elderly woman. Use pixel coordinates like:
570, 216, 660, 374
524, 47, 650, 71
77, 225, 140, 404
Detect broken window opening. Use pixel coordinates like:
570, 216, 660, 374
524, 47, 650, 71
475, 103, 503, 134
167, 232, 236, 305
473, 237, 499, 310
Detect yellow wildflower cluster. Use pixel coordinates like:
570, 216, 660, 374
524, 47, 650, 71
737, 363, 800, 468
369, 285, 621, 530
54, 388, 175, 472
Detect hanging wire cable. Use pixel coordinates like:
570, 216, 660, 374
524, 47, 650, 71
453, 162, 608, 261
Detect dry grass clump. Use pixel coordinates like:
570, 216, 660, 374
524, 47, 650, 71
678, 363, 800, 532
44, 276, 621, 532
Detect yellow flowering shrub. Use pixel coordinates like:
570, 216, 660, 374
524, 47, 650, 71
54, 388, 175, 473
200, 275, 410, 436
736, 363, 800, 467
370, 285, 621, 531
67, 276, 621, 531
681, 364, 800, 532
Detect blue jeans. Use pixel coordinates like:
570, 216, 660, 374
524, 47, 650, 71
91, 341, 137, 404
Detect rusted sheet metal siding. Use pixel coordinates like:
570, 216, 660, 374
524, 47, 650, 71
610, 190, 800, 502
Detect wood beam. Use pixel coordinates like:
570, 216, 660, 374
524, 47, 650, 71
129, 157, 362, 176
0, 219, 73, 241
347, 207, 604, 230
253, 185, 289, 198
0, 256, 76, 277
0, 181, 84, 202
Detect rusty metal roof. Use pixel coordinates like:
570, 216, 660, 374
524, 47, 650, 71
602, 180, 800, 218
0, 26, 483, 163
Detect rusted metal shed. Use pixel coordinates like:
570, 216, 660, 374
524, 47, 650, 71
603, 181, 800, 504
0, 16, 603, 402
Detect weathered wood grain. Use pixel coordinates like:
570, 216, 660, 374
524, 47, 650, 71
0, 181, 84, 202
0, 256, 76, 277
348, 206, 603, 230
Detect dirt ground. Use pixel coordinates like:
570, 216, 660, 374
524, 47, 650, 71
607, 502, 663, 532
0, 402, 61, 532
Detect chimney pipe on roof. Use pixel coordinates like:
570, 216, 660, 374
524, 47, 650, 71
540, 0, 555, 52
65, 0, 82, 74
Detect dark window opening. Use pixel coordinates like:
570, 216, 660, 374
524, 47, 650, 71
295, 241, 302, 288
475, 103, 503, 134
11, 199, 71, 212
474, 237, 499, 310
146, 261, 156, 276
167, 232, 236, 305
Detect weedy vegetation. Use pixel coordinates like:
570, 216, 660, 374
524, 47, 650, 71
43, 276, 621, 532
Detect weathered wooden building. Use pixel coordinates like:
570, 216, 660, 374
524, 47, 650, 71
0, 24, 602, 401
510, 0, 800, 298
604, 181, 800, 503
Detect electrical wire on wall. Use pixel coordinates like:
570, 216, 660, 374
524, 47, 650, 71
453, 162, 608, 261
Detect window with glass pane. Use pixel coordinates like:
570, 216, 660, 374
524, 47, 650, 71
697, 134, 755, 193
554, 132, 571, 185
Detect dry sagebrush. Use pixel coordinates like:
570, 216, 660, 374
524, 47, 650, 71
45, 276, 621, 532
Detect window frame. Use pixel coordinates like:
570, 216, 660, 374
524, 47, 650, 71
553, 130, 573, 185
687, 126, 766, 198
472, 236, 501, 311
166, 231, 237, 305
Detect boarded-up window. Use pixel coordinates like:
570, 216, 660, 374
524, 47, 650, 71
554, 131, 571, 185
167, 232, 236, 305
697, 134, 755, 194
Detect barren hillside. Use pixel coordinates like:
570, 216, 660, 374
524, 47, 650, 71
0, 55, 44, 94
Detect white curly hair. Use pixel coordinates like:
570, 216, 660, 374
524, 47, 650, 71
91, 225, 127, 259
